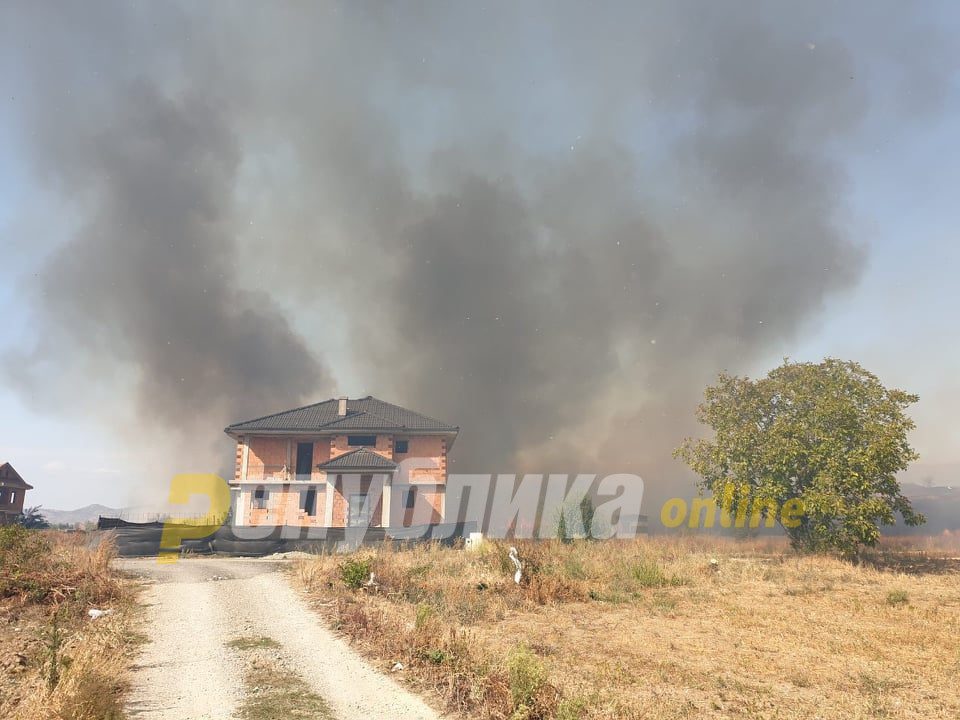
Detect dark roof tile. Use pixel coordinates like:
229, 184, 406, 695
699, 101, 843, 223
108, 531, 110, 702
317, 448, 398, 471
225, 396, 457, 434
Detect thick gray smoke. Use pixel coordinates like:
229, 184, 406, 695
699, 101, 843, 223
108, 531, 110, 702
1, 3, 951, 508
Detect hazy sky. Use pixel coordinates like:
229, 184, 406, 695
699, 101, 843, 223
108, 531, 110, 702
1, 2, 958, 511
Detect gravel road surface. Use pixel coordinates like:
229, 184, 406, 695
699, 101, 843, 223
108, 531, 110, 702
118, 557, 442, 720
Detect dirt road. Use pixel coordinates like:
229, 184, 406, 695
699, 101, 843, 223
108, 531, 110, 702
118, 557, 442, 720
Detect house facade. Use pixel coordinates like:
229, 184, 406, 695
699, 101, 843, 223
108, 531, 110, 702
0, 462, 32, 526
225, 396, 458, 528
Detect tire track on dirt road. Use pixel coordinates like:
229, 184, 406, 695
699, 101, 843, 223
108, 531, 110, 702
119, 557, 442, 720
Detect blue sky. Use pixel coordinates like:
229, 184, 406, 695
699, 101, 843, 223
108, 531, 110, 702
1, 3, 958, 510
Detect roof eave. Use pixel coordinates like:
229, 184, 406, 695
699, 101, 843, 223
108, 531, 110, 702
225, 427, 459, 440
0, 480, 32, 490
319, 467, 397, 473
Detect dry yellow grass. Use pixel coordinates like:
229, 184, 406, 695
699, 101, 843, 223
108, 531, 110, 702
0, 528, 138, 720
295, 536, 960, 720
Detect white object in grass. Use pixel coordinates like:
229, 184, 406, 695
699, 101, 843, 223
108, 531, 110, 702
508, 546, 522, 584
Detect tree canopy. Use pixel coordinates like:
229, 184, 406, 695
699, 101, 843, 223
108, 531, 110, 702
18, 506, 50, 530
675, 358, 923, 555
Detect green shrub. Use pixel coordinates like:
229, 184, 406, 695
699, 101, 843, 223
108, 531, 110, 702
579, 496, 595, 538
0, 523, 48, 559
425, 648, 447, 665
631, 560, 669, 587
507, 644, 547, 711
557, 696, 588, 720
556, 510, 570, 543
44, 610, 63, 690
554, 495, 596, 540
0, 525, 51, 600
630, 560, 688, 588
414, 603, 434, 630
340, 556, 373, 589
886, 590, 909, 606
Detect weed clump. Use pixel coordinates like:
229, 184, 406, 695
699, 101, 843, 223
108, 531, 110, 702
497, 643, 560, 719
0, 526, 121, 613
630, 559, 689, 588
2, 529, 133, 720
340, 556, 373, 589
508, 644, 547, 709
886, 589, 909, 606
0, 525, 51, 601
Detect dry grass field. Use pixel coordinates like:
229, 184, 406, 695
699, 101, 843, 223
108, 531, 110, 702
295, 535, 960, 720
0, 527, 136, 720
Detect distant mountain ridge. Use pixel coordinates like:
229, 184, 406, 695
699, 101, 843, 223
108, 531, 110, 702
41, 504, 121, 526
37, 484, 960, 532
40, 502, 212, 526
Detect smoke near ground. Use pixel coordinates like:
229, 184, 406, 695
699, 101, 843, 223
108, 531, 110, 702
0, 3, 953, 509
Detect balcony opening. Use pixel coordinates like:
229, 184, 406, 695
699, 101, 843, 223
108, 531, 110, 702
295, 442, 314, 480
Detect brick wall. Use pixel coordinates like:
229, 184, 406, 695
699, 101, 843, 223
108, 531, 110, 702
421, 486, 444, 522
245, 485, 327, 527
236, 434, 449, 483
239, 475, 393, 528
311, 440, 331, 481
402, 436, 447, 484
400, 484, 444, 525
330, 434, 393, 460
233, 432, 451, 526
246, 437, 288, 480
331, 474, 385, 527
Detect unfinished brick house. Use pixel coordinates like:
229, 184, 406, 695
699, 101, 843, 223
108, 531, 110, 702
225, 396, 458, 528
0, 462, 32, 526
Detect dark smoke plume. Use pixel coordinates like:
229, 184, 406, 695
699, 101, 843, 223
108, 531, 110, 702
1, 2, 951, 508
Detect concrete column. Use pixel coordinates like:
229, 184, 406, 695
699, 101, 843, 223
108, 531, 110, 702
381, 473, 392, 528
234, 487, 246, 526
323, 473, 335, 526
240, 438, 250, 483
286, 439, 292, 481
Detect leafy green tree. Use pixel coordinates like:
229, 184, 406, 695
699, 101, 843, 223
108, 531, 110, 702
18, 506, 50, 530
675, 358, 924, 555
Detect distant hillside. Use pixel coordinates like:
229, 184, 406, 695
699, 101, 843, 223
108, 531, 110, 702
36, 485, 960, 533
897, 484, 960, 534
41, 504, 121, 526
40, 502, 210, 526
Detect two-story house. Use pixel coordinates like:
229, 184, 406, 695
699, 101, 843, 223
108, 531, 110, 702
0, 462, 32, 526
225, 396, 458, 528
